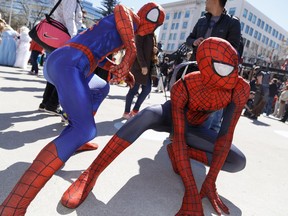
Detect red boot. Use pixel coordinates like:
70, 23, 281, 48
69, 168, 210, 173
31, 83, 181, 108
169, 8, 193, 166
0, 143, 64, 216
76, 142, 99, 152
61, 135, 130, 208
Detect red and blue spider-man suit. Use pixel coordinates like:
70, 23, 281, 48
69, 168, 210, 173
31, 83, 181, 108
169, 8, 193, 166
59, 37, 250, 215
0, 2, 165, 215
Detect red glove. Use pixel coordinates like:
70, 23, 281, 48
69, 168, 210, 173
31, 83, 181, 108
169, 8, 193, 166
200, 178, 229, 215
124, 72, 135, 88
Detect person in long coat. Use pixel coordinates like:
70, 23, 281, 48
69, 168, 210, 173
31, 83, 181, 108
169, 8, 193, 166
122, 33, 158, 119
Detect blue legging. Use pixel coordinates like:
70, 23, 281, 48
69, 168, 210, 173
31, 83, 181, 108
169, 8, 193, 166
124, 77, 152, 113
44, 47, 109, 162
117, 101, 246, 173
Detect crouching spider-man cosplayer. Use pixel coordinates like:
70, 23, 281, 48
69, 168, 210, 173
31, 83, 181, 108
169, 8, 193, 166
0, 2, 165, 215
60, 37, 250, 215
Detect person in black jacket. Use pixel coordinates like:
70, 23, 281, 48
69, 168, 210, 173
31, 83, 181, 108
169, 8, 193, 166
186, 0, 241, 130
186, 0, 241, 61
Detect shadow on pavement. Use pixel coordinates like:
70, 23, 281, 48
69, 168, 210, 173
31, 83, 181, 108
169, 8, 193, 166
0, 110, 64, 150
55, 141, 242, 216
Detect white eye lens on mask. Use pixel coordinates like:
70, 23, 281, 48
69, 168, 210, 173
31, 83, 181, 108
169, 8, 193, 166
146, 8, 159, 23
213, 61, 234, 77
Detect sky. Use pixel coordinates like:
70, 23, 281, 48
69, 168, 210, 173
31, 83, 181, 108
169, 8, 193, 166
90, 0, 288, 32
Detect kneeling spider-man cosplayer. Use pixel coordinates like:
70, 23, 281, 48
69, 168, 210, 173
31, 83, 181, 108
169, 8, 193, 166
0, 2, 165, 215
60, 37, 250, 215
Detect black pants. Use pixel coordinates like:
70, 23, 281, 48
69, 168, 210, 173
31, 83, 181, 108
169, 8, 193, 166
281, 105, 288, 122
41, 82, 59, 110
30, 50, 41, 74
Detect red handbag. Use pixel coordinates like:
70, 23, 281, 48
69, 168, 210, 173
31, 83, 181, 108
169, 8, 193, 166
29, 0, 71, 52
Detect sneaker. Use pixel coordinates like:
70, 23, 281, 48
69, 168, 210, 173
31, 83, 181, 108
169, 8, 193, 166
130, 110, 138, 117
44, 107, 63, 116
249, 114, 258, 120
38, 103, 46, 111
61, 112, 69, 125
122, 112, 131, 119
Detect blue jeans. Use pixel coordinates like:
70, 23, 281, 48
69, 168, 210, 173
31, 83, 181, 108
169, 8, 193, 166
202, 109, 223, 133
264, 96, 274, 116
124, 77, 152, 113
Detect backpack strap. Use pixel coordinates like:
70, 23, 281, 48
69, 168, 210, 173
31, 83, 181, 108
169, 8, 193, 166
181, 77, 189, 103
48, 0, 62, 17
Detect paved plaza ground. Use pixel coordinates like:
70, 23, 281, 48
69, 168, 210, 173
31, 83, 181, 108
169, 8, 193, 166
0, 65, 288, 216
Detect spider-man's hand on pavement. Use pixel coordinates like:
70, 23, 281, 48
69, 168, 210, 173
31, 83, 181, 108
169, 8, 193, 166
200, 178, 230, 215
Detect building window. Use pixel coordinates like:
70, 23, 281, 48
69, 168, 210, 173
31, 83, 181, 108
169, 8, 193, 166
240, 22, 245, 31
257, 18, 261, 27
261, 21, 264, 29
177, 12, 181, 19
163, 23, 168, 30
252, 15, 256, 24
169, 33, 173, 40
248, 12, 253, 21
272, 29, 275, 37
173, 33, 177, 40
265, 24, 268, 32
171, 23, 175, 30
246, 40, 250, 48
175, 23, 179, 30
161, 33, 166, 40
171, 43, 175, 50
254, 30, 258, 39
249, 27, 254, 36
166, 13, 170, 20
173, 12, 177, 19
180, 32, 186, 40
243, 8, 248, 18
257, 33, 262, 41
262, 35, 266, 43
167, 43, 171, 50
268, 26, 272, 34
182, 21, 188, 29
228, 7, 236, 16
245, 25, 250, 34
185, 10, 190, 18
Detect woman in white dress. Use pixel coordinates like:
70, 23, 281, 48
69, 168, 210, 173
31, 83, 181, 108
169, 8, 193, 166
14, 26, 31, 69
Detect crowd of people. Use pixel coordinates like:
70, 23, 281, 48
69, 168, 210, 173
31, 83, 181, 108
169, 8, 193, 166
0, 0, 287, 216
241, 65, 288, 122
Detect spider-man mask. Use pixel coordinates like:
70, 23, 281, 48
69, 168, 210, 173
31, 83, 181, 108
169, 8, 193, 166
197, 37, 239, 89
137, 2, 165, 36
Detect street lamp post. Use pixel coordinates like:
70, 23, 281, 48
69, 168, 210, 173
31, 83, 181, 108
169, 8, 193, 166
8, 0, 14, 26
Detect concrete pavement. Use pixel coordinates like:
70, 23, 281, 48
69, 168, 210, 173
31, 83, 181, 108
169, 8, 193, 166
0, 65, 288, 216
